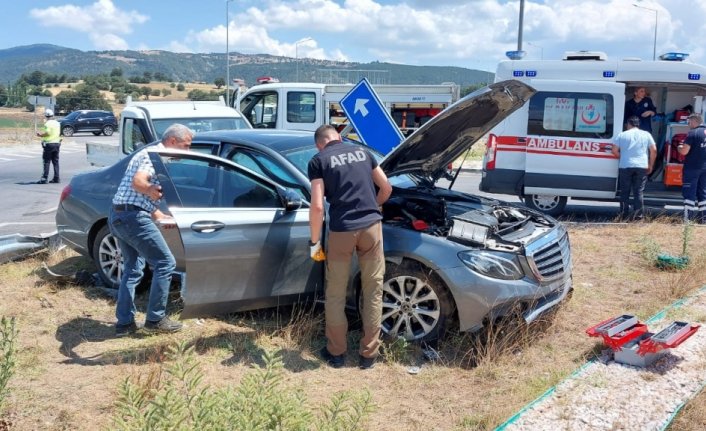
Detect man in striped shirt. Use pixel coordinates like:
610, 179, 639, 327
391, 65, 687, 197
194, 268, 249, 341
110, 123, 193, 337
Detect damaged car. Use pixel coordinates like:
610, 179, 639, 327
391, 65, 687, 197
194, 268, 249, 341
55, 80, 572, 342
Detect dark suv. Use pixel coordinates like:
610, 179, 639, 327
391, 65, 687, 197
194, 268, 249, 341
59, 110, 118, 137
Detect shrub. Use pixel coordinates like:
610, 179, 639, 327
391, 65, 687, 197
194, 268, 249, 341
0, 317, 18, 412
111, 342, 374, 430
176, 83, 185, 91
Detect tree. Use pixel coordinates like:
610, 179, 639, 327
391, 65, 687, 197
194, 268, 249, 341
110, 67, 123, 77
161, 88, 172, 97
214, 77, 225, 89
140, 86, 152, 100
0, 85, 7, 106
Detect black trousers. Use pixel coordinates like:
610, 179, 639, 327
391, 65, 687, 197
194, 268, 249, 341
41, 143, 60, 181
618, 167, 648, 219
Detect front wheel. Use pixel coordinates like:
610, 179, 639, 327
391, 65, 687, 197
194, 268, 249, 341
523, 194, 567, 217
377, 261, 455, 343
61, 126, 74, 137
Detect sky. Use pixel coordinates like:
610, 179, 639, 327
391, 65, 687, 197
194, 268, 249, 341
1, 0, 703, 73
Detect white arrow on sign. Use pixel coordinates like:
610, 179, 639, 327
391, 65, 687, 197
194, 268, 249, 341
354, 98, 369, 117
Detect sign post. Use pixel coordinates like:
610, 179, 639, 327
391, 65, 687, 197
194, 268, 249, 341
339, 78, 404, 155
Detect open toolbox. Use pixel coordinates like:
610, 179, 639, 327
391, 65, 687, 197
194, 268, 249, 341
586, 315, 700, 367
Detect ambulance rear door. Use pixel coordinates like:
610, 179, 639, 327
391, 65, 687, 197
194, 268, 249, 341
523, 80, 625, 200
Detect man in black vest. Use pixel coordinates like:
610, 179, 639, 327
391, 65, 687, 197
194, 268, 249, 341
308, 125, 392, 369
677, 113, 706, 223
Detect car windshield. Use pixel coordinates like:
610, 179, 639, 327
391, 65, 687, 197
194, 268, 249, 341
153, 118, 250, 138
279, 144, 415, 188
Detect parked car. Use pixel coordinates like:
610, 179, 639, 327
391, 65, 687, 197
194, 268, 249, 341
59, 110, 118, 136
55, 80, 572, 342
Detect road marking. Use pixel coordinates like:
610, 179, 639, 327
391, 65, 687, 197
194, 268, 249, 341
40, 207, 58, 214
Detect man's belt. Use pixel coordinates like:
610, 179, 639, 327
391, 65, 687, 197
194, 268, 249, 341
113, 203, 148, 212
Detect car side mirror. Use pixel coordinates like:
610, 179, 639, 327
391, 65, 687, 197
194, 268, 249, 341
281, 188, 303, 211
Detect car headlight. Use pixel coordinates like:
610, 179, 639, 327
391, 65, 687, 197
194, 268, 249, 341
458, 250, 524, 280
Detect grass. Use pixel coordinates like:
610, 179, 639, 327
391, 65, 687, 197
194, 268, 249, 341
0, 222, 705, 429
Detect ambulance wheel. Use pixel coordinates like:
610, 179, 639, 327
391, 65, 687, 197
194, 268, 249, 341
523, 194, 567, 217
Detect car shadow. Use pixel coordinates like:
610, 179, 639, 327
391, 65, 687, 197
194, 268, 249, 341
54, 315, 321, 372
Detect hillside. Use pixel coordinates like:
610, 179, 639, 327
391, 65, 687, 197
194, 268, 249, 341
0, 44, 493, 88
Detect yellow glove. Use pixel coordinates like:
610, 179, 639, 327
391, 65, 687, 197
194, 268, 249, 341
309, 240, 326, 261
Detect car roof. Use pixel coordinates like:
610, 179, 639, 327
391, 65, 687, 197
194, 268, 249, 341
194, 129, 315, 153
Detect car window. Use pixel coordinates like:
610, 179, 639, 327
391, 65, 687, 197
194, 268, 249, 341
152, 117, 250, 139
228, 149, 308, 200
159, 154, 282, 208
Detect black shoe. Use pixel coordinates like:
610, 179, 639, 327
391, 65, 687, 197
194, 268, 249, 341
144, 317, 183, 333
36, 179, 47, 184
49, 179, 60, 183
319, 346, 345, 368
115, 321, 141, 337
358, 354, 376, 370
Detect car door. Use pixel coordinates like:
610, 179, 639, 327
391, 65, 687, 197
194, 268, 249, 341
148, 149, 323, 319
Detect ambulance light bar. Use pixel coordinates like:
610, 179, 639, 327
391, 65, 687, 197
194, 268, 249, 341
660, 52, 689, 62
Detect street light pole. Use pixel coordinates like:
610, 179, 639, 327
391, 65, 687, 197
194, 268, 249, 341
295, 37, 313, 82
633, 3, 658, 61
225, 0, 233, 106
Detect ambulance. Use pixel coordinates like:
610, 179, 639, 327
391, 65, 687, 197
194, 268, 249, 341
479, 51, 706, 216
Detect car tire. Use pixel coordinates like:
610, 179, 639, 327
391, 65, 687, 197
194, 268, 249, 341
92, 225, 121, 289
61, 126, 74, 137
92, 131, 102, 136
376, 261, 455, 343
102, 125, 114, 136
523, 194, 567, 217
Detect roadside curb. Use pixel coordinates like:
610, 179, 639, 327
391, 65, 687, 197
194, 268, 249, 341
495, 285, 706, 431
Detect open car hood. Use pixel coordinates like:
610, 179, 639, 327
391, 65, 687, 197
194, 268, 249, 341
380, 80, 535, 180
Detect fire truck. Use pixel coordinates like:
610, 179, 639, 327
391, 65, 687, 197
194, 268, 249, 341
479, 51, 706, 216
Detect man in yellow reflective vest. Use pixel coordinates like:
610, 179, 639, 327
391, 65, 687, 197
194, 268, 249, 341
36, 108, 61, 184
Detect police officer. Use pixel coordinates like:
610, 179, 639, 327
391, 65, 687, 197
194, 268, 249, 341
36, 108, 61, 184
308, 124, 392, 369
677, 113, 706, 222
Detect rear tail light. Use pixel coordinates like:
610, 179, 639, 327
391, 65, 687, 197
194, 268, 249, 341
59, 185, 71, 203
485, 134, 498, 170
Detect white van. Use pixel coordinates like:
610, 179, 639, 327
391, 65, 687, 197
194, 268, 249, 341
480, 51, 706, 215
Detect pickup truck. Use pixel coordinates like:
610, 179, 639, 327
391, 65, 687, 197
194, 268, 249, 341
86, 97, 251, 167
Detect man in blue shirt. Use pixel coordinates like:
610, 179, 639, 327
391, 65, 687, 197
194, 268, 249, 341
110, 123, 193, 337
611, 116, 657, 220
677, 113, 706, 223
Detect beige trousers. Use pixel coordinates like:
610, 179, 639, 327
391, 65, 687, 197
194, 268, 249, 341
324, 222, 385, 358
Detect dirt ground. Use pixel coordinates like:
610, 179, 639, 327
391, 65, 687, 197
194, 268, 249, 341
1, 222, 705, 430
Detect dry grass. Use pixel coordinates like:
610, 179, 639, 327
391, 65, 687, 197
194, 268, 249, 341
0, 222, 705, 430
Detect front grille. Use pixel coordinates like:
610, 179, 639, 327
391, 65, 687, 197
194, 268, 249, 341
528, 231, 571, 281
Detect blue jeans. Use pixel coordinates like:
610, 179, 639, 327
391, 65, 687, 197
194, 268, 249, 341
108, 207, 176, 326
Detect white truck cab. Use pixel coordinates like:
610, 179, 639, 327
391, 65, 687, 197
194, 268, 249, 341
235, 82, 459, 138
86, 98, 250, 167
480, 51, 706, 215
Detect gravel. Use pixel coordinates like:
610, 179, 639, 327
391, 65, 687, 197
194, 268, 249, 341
503, 291, 706, 431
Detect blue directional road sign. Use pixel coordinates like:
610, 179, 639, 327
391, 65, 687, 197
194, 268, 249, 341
339, 78, 404, 155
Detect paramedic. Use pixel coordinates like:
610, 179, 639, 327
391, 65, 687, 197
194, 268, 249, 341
611, 116, 657, 220
677, 113, 706, 223
308, 124, 392, 370
624, 87, 657, 133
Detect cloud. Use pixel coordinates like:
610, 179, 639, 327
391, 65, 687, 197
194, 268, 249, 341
29, 0, 148, 50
